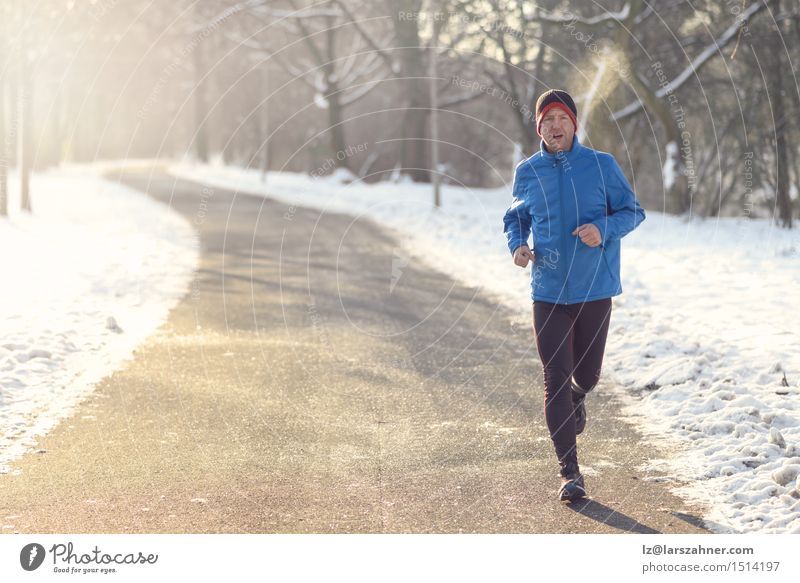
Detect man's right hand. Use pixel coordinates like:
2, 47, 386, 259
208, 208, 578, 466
513, 245, 535, 268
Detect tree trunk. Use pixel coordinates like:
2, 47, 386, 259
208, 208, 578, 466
192, 20, 210, 164
615, 0, 690, 214
19, 67, 32, 212
259, 63, 270, 181
429, 14, 441, 207
323, 19, 349, 171
0, 44, 7, 217
770, 0, 792, 227
18, 0, 31, 213
392, 0, 429, 183
525, 39, 547, 155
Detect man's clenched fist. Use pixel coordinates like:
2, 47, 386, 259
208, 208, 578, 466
513, 245, 535, 268
572, 224, 602, 247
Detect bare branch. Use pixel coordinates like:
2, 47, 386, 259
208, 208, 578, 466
339, 72, 391, 106
221, 29, 320, 90
611, 1, 767, 120
331, 0, 396, 71
482, 66, 511, 96
341, 51, 385, 87
285, 0, 325, 64
439, 90, 488, 109
191, 0, 271, 34
530, 2, 631, 25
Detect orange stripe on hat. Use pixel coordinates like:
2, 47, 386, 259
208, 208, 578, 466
536, 102, 578, 137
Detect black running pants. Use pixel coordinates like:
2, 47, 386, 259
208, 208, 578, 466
532, 298, 612, 466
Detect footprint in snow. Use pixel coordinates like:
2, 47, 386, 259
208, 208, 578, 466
106, 317, 123, 333
15, 350, 52, 363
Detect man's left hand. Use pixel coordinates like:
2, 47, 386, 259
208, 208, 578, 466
572, 224, 602, 247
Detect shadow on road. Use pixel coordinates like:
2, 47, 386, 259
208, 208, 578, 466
565, 499, 663, 534
671, 511, 712, 531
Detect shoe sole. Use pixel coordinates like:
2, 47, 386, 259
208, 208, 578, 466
559, 490, 586, 502
558, 482, 587, 502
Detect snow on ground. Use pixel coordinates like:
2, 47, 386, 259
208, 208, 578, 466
0, 167, 198, 473
170, 161, 800, 533
610, 218, 800, 533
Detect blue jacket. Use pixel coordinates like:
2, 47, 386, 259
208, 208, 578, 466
503, 136, 645, 304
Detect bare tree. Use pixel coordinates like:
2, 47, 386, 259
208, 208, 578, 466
222, 0, 394, 173
332, 0, 485, 181
17, 0, 31, 212
527, 1, 767, 214
768, 0, 793, 227
465, 0, 550, 157
0, 1, 8, 217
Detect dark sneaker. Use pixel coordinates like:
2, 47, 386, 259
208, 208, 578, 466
558, 462, 586, 501
571, 379, 592, 435
573, 396, 586, 435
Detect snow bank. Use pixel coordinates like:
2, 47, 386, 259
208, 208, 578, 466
0, 167, 198, 473
609, 213, 800, 533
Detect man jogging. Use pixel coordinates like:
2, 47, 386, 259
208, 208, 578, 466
502, 89, 645, 501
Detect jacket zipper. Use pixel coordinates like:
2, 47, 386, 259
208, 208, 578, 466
557, 155, 568, 301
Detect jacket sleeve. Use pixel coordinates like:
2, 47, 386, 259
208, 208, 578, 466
502, 163, 532, 256
593, 156, 645, 245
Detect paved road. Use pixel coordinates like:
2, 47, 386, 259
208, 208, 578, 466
0, 168, 708, 533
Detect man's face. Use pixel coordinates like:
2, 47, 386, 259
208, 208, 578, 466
539, 107, 575, 153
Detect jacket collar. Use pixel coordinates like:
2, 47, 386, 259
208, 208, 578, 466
539, 134, 583, 162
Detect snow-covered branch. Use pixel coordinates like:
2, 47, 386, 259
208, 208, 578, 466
191, 0, 269, 34
529, 2, 630, 25
256, 7, 343, 18
611, 1, 767, 120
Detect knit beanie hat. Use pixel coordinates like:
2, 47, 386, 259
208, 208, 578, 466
535, 89, 578, 136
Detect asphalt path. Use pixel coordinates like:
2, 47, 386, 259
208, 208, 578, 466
0, 168, 709, 534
